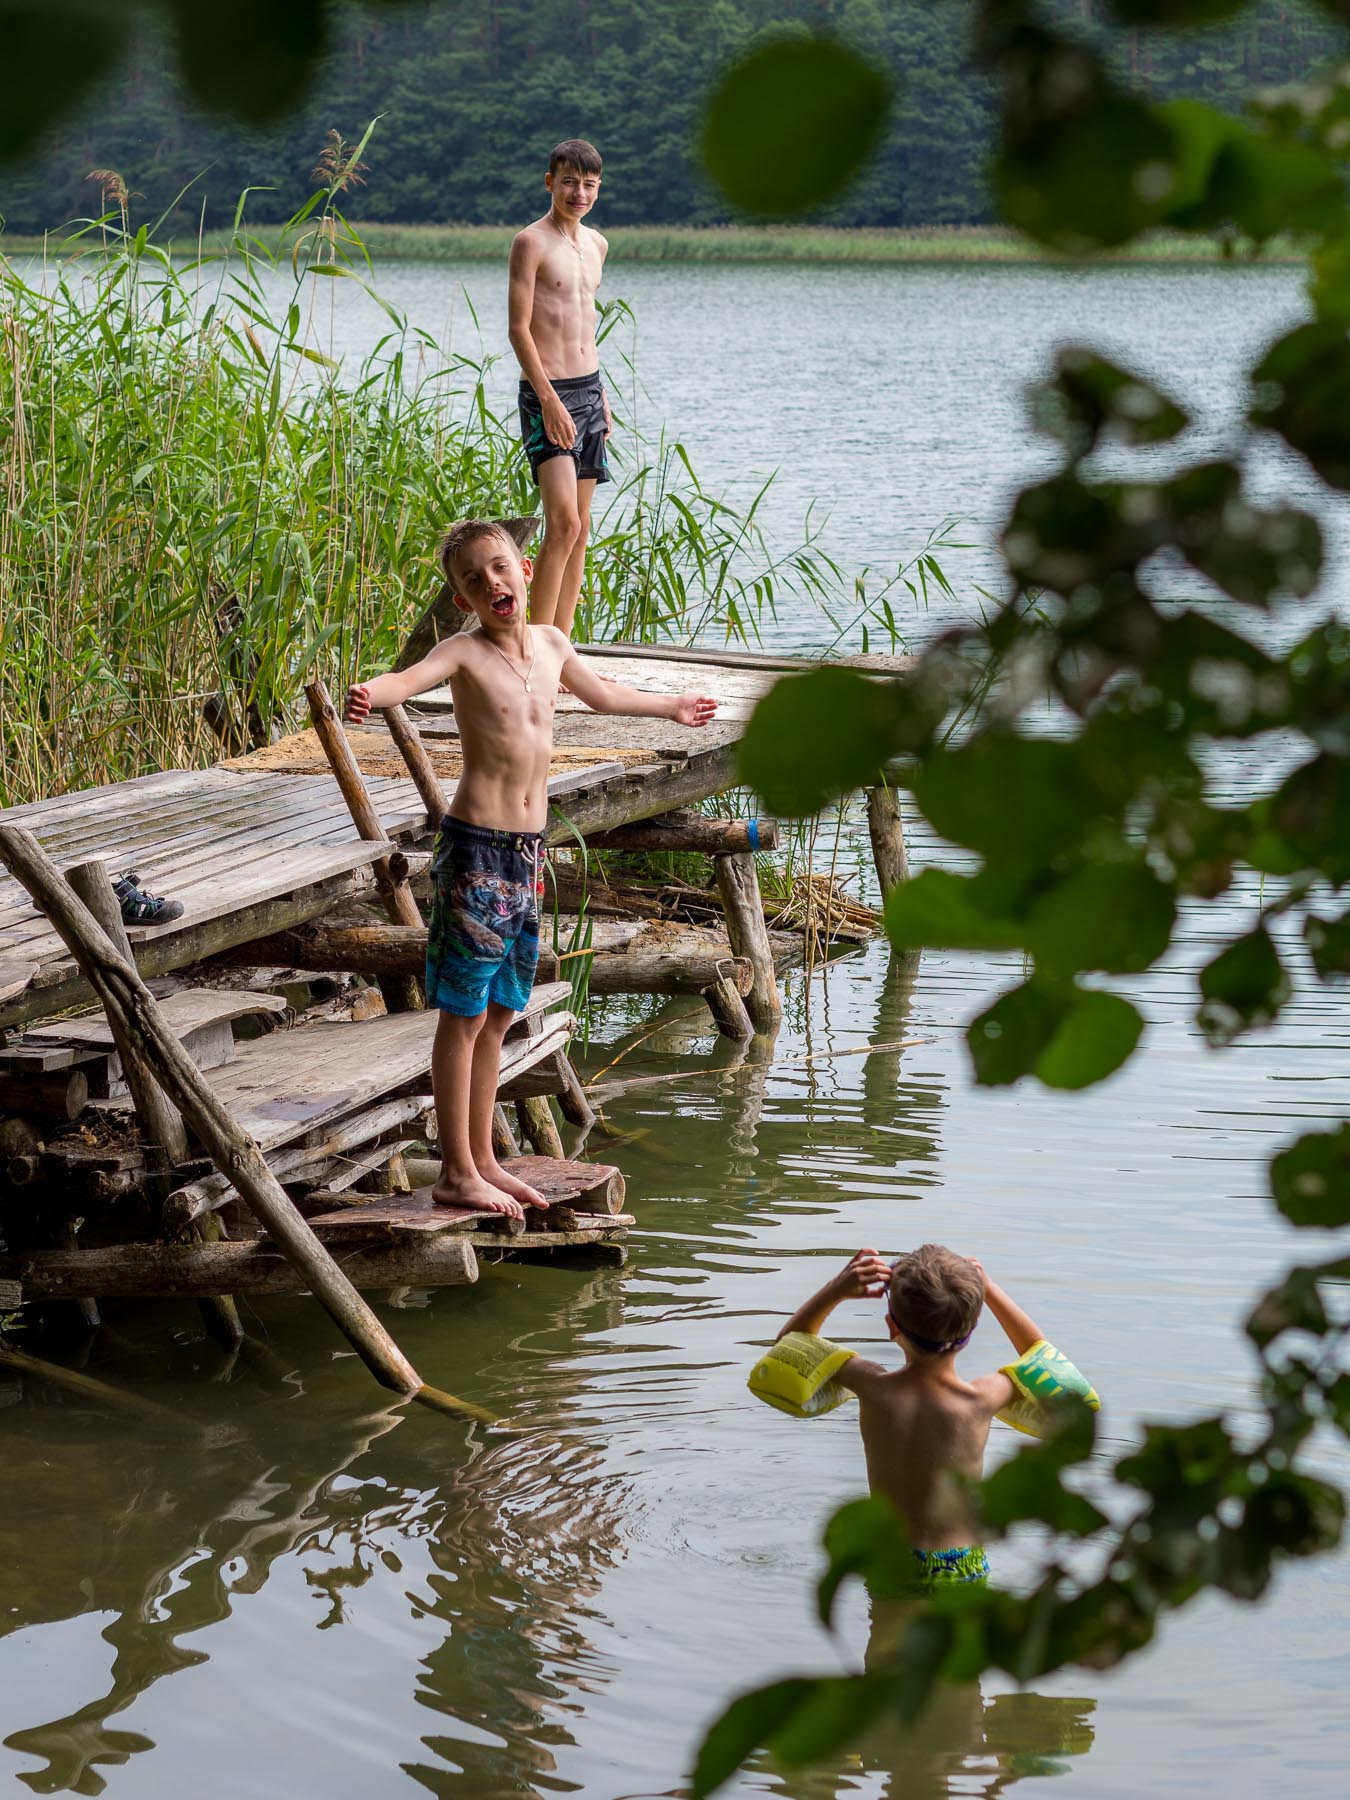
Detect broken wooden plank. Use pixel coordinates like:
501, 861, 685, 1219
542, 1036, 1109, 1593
23, 987, 287, 1050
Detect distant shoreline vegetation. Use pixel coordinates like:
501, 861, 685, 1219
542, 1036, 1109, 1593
2, 222, 1305, 267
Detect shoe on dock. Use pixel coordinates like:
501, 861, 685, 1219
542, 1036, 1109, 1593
112, 870, 184, 926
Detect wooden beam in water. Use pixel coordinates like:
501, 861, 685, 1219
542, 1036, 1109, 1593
0, 1234, 478, 1298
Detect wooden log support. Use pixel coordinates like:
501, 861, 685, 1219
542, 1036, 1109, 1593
58, 1221, 101, 1329
383, 703, 451, 825
865, 783, 909, 897
583, 811, 779, 856
0, 1069, 88, 1126
554, 1053, 596, 1133
0, 1116, 43, 1187
701, 971, 754, 1041
515, 1094, 565, 1159
491, 1101, 519, 1160
713, 852, 782, 1031
305, 678, 423, 1013
0, 1234, 478, 1299
67, 861, 245, 1348
0, 824, 426, 1396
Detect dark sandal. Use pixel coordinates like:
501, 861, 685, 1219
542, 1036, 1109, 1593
112, 870, 185, 926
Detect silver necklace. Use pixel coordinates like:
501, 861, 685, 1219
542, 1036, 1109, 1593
485, 626, 537, 694
550, 213, 583, 259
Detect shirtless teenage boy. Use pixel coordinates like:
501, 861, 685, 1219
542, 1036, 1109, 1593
779, 1245, 1055, 1584
508, 138, 610, 637
345, 521, 716, 1219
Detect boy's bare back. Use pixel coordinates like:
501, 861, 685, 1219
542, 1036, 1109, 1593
841, 1358, 1010, 1549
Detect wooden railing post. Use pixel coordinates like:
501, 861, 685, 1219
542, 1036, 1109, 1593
713, 853, 782, 1032
305, 679, 424, 1012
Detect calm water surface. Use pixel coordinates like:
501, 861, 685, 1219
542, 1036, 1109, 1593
3, 262, 1347, 1797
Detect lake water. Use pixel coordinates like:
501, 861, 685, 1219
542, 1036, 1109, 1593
2, 260, 1347, 1799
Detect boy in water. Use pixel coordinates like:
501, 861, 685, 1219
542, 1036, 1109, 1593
345, 521, 716, 1219
778, 1244, 1051, 1584
508, 138, 610, 637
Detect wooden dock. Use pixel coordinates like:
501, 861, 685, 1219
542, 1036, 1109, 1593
0, 639, 907, 1401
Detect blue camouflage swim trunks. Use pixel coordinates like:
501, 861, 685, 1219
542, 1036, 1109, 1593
425, 817, 542, 1016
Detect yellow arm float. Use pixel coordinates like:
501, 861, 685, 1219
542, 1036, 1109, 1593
747, 1331, 857, 1418
996, 1339, 1100, 1438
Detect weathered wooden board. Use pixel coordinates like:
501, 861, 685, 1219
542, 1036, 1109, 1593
93, 1004, 575, 1155
0, 765, 425, 1013
24, 987, 286, 1049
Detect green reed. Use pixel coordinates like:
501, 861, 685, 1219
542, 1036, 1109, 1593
0, 183, 841, 809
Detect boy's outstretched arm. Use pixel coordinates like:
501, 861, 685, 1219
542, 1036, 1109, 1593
557, 640, 716, 726
344, 637, 463, 722
971, 1261, 1044, 1356
776, 1249, 891, 1342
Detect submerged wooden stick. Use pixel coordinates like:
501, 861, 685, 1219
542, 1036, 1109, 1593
0, 825, 424, 1396
0, 1342, 188, 1427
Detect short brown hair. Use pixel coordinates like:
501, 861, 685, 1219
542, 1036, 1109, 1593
888, 1245, 984, 1352
438, 520, 521, 584
548, 138, 602, 178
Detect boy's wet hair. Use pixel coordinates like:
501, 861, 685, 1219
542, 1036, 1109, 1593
888, 1245, 984, 1351
548, 138, 602, 178
439, 520, 521, 584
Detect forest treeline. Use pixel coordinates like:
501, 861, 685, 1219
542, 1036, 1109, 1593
3, 0, 1345, 235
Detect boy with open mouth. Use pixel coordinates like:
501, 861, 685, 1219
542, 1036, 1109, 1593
346, 520, 716, 1219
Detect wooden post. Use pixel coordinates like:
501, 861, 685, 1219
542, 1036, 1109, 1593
305, 679, 424, 1012
491, 1102, 520, 1160
865, 783, 909, 897
0, 824, 424, 1396
554, 1054, 596, 1133
383, 703, 451, 824
515, 1094, 565, 1159
701, 971, 754, 1041
713, 853, 782, 1031
67, 860, 245, 1349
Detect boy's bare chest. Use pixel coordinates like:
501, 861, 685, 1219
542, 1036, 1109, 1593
537, 239, 601, 305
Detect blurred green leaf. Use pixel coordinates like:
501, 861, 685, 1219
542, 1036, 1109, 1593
1252, 753, 1350, 882
737, 667, 905, 813
1192, 129, 1347, 243
1305, 907, 1350, 978
700, 38, 892, 216
1034, 990, 1144, 1089
1271, 1125, 1350, 1228
994, 30, 1180, 249
913, 735, 1107, 873
817, 1495, 914, 1625
1025, 860, 1176, 975
967, 980, 1142, 1088
1, 6, 127, 157
1250, 323, 1350, 492
980, 1406, 1105, 1536
1197, 926, 1290, 1043
690, 1678, 819, 1799
167, 0, 324, 120
1034, 349, 1190, 456
1108, 0, 1248, 21
1309, 230, 1350, 328
1246, 1262, 1335, 1348
884, 868, 1024, 954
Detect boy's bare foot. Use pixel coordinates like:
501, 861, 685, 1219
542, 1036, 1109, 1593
479, 1157, 549, 1210
431, 1171, 525, 1218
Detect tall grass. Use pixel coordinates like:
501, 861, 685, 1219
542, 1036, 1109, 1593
0, 182, 840, 808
